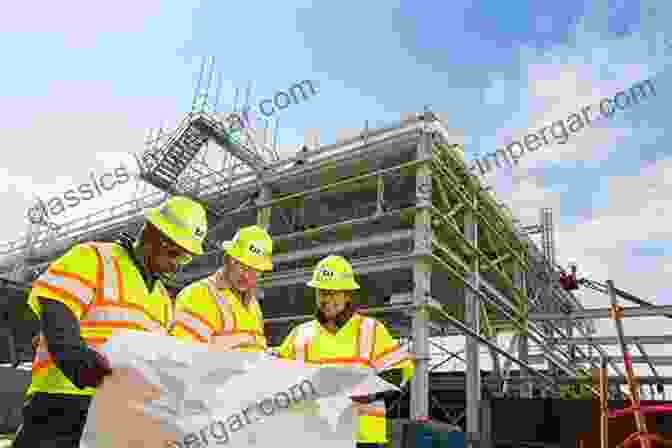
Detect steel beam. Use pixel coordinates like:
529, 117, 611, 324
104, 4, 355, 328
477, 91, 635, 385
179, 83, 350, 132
429, 302, 555, 385
432, 254, 579, 382
481, 376, 672, 385
528, 306, 672, 320
475, 276, 576, 375
271, 229, 413, 264
257, 252, 417, 289
528, 355, 672, 365
548, 335, 672, 345
203, 118, 427, 205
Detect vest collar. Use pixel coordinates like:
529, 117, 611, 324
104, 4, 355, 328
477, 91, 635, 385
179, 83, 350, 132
118, 233, 159, 292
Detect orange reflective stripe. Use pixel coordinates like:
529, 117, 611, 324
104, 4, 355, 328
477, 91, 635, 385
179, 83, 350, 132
119, 301, 163, 324
86, 243, 120, 303
113, 256, 124, 303
212, 333, 257, 349
293, 321, 316, 362
206, 278, 236, 332
82, 336, 107, 347
318, 356, 371, 365
37, 269, 96, 306
216, 329, 264, 337
31, 281, 87, 315
354, 401, 386, 417
174, 310, 215, 342
47, 268, 96, 289
82, 306, 165, 332
358, 317, 376, 361
88, 243, 105, 304
172, 321, 209, 343
372, 343, 414, 370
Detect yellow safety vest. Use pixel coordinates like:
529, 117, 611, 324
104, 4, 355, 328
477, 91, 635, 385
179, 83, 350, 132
27, 242, 173, 397
277, 313, 414, 444
170, 274, 267, 351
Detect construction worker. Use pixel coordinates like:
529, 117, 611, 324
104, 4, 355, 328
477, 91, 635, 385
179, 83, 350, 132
13, 196, 207, 448
170, 225, 273, 351
273, 255, 415, 448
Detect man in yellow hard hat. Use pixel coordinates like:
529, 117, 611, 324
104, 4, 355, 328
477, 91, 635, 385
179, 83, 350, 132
273, 255, 415, 448
13, 196, 207, 448
170, 225, 273, 352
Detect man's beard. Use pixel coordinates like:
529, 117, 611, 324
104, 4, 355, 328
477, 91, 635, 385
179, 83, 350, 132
316, 302, 355, 328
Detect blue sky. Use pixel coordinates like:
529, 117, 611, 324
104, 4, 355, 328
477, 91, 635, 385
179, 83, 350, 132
1, 0, 671, 386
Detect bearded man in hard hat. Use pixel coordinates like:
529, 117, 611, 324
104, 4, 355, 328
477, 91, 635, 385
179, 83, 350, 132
13, 196, 207, 448
273, 255, 415, 447
170, 225, 273, 352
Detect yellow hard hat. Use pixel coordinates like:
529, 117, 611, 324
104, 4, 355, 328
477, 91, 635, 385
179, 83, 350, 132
222, 225, 273, 271
307, 255, 360, 290
144, 196, 208, 256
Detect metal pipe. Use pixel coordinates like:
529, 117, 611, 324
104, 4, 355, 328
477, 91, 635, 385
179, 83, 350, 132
527, 355, 672, 365
207, 157, 428, 230
528, 305, 672, 320
548, 335, 672, 345
607, 280, 650, 445
482, 375, 672, 385
271, 229, 413, 264
263, 303, 419, 325
600, 357, 608, 448
429, 303, 556, 387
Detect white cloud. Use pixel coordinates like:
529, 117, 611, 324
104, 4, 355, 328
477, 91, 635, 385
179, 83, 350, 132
0, 0, 163, 36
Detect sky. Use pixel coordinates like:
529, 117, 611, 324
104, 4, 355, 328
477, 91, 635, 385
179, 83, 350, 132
0, 0, 671, 397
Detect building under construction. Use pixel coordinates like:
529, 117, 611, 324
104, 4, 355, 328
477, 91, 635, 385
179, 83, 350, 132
0, 62, 671, 447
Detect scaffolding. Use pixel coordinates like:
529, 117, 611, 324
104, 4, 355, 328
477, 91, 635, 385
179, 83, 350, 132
0, 62, 671, 441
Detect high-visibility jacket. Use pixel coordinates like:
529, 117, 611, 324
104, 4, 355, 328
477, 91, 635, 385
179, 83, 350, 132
274, 313, 415, 444
27, 242, 173, 397
169, 274, 267, 351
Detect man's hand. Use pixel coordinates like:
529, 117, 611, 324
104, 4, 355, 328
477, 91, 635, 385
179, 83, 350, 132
101, 366, 162, 402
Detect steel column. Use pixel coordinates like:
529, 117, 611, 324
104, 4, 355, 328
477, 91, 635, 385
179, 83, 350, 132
464, 200, 480, 438
514, 265, 531, 398
410, 128, 432, 421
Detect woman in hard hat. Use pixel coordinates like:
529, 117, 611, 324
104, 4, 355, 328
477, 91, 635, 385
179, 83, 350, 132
170, 225, 273, 351
14, 196, 207, 448
273, 255, 415, 447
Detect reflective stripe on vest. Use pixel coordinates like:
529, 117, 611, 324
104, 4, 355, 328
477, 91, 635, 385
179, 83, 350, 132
82, 306, 166, 334
358, 317, 377, 360
291, 317, 385, 417
207, 278, 236, 332
372, 343, 413, 371
32, 270, 96, 308
294, 321, 317, 362
86, 243, 121, 303
32, 243, 167, 375
354, 401, 386, 418
173, 309, 216, 342
292, 316, 377, 366
206, 277, 265, 349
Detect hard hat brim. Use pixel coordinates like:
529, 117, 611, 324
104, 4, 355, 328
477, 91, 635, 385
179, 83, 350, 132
306, 279, 360, 290
222, 240, 273, 271
145, 207, 204, 256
